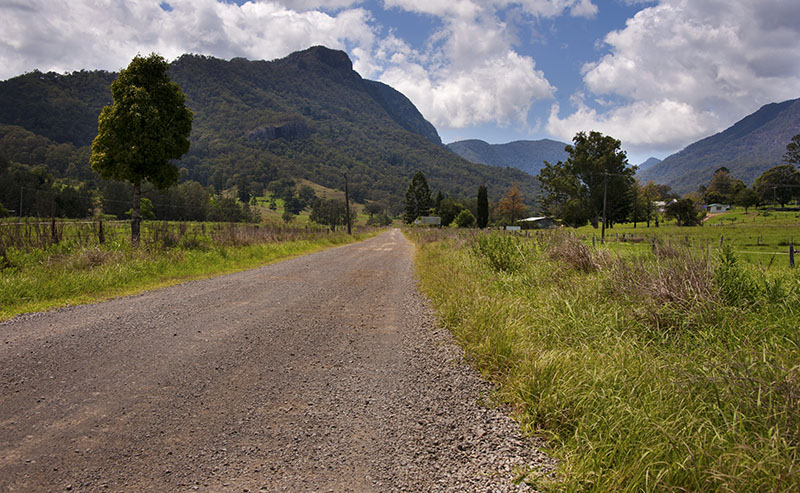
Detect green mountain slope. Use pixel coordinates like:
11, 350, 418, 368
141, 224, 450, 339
639, 98, 800, 193
0, 46, 537, 204
636, 157, 661, 172
447, 138, 569, 176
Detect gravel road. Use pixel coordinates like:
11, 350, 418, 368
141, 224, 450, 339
1, 229, 552, 491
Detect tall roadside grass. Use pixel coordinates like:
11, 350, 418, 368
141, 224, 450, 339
410, 229, 800, 491
0, 223, 377, 321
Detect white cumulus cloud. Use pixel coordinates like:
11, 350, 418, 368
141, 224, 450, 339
370, 0, 599, 128
0, 0, 376, 79
548, 0, 800, 154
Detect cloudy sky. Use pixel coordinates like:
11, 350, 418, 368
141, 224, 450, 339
2, 0, 800, 164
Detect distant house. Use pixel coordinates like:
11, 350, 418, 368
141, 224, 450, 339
414, 216, 442, 226
517, 216, 558, 229
706, 203, 730, 213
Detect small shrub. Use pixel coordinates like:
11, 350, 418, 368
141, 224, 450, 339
472, 232, 526, 273
454, 209, 475, 228
542, 232, 600, 273
609, 248, 718, 331
714, 244, 759, 307
77, 248, 113, 269
179, 235, 209, 250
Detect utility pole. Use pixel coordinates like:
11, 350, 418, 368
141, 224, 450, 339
19, 186, 23, 218
343, 171, 352, 235
601, 171, 608, 244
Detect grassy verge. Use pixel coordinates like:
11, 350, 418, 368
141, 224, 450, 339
1, 227, 375, 321
573, 207, 800, 268
410, 228, 800, 491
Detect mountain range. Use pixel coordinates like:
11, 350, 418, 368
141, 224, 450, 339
636, 157, 661, 172
447, 139, 569, 177
639, 98, 800, 193
0, 46, 538, 205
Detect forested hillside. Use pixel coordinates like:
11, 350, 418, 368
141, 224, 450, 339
639, 98, 800, 193
447, 138, 569, 177
0, 46, 538, 218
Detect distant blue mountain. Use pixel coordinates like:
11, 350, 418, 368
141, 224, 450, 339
447, 138, 569, 176
636, 157, 661, 172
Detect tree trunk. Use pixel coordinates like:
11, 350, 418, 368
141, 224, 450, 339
131, 181, 141, 246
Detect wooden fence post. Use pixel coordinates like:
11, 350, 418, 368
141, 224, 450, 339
791, 240, 795, 269
50, 217, 58, 244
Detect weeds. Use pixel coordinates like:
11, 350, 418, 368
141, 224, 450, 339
471, 232, 527, 273
412, 229, 800, 491
0, 221, 376, 320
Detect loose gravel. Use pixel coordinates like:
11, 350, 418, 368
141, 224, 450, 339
0, 229, 553, 491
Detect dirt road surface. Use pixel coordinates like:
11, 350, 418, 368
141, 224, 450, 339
1, 229, 551, 491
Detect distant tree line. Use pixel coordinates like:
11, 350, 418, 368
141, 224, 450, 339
401, 170, 531, 228
533, 131, 800, 229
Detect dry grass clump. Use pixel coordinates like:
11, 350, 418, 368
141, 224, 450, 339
76, 247, 117, 269
608, 247, 718, 327
538, 231, 609, 273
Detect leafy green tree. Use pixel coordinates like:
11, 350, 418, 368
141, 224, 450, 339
310, 197, 353, 231
434, 190, 444, 213
436, 197, 464, 226
733, 187, 759, 212
236, 179, 251, 204
784, 133, 800, 166
90, 53, 192, 244
704, 167, 744, 204
284, 195, 304, 214
454, 209, 475, 228
268, 178, 296, 202
666, 198, 705, 226
476, 185, 488, 228
636, 181, 657, 227
754, 164, 800, 207
363, 202, 384, 216
297, 184, 317, 208
537, 131, 635, 228
211, 196, 246, 222
404, 171, 432, 223
366, 212, 392, 226
126, 197, 155, 219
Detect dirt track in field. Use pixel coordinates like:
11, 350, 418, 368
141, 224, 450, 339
0, 229, 551, 491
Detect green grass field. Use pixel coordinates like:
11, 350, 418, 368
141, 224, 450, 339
572, 207, 800, 268
411, 225, 800, 491
0, 220, 376, 321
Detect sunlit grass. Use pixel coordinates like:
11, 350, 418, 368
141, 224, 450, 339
0, 227, 375, 321
411, 228, 800, 491
573, 207, 800, 269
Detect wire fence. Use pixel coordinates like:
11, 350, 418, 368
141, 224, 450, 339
0, 217, 340, 255
493, 227, 799, 269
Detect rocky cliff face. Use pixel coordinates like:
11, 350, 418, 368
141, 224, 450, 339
364, 80, 442, 146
